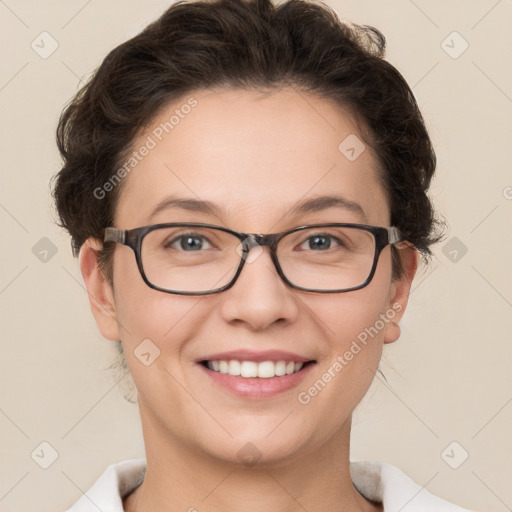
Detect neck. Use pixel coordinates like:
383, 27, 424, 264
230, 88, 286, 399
123, 412, 381, 512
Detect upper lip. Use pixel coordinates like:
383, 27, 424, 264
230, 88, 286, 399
197, 350, 314, 363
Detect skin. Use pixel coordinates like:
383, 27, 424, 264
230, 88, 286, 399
80, 86, 418, 512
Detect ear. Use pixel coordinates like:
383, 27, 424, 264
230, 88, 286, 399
383, 246, 418, 344
79, 238, 121, 342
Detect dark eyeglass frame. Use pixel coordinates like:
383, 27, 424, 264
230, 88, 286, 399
104, 222, 406, 296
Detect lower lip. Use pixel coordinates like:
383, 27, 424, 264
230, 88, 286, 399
198, 362, 315, 399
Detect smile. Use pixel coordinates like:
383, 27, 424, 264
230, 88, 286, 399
203, 359, 309, 378
197, 350, 316, 398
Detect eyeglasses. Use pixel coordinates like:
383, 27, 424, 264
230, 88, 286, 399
103, 222, 405, 295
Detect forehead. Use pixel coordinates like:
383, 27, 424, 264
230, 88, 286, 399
115, 86, 389, 230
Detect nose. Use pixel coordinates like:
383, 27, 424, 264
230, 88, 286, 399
219, 244, 300, 331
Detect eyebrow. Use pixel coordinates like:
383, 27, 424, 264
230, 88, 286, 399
291, 195, 366, 220
147, 194, 366, 223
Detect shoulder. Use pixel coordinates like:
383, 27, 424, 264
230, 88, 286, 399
350, 460, 477, 511
64, 458, 146, 512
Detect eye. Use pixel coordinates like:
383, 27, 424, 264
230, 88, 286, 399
165, 233, 214, 251
299, 234, 343, 251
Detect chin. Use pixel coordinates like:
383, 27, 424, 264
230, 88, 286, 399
195, 426, 312, 469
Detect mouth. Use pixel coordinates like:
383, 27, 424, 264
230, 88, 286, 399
200, 359, 315, 378
197, 351, 317, 398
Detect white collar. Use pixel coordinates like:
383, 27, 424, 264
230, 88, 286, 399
65, 458, 473, 511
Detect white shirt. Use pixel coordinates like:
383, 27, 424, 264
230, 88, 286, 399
65, 458, 474, 511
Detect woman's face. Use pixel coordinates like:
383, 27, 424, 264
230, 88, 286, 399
85, 87, 416, 466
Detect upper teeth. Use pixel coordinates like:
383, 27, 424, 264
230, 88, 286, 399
207, 360, 304, 378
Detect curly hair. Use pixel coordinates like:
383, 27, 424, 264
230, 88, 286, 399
53, 0, 442, 281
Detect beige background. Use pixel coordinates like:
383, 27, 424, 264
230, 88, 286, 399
1, 1, 511, 511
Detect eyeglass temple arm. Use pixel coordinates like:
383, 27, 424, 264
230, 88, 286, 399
104, 227, 126, 244
387, 226, 404, 244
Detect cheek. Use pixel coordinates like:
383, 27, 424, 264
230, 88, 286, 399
293, 291, 390, 439
111, 266, 205, 423
313, 290, 387, 379
111, 248, 201, 352
312, 253, 394, 350
300, 254, 394, 398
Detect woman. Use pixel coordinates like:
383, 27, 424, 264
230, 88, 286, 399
54, 0, 474, 510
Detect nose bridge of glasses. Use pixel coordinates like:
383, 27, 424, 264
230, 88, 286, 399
241, 233, 277, 253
